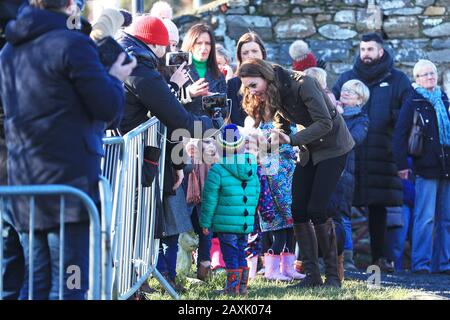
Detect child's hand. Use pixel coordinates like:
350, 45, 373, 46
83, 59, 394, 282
202, 228, 209, 236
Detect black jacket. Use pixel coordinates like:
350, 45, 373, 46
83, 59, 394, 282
227, 76, 246, 126
272, 65, 355, 165
117, 32, 212, 135
333, 52, 412, 206
393, 90, 450, 180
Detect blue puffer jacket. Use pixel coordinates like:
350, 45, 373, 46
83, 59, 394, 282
0, 6, 124, 231
393, 90, 450, 180
333, 51, 412, 206
328, 109, 369, 218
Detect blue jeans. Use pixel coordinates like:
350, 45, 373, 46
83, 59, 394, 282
412, 176, 450, 273
342, 215, 353, 251
217, 233, 247, 270
2, 220, 25, 300
19, 222, 89, 300
385, 205, 413, 271
156, 234, 179, 280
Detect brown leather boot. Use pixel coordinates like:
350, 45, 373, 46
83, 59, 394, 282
288, 222, 323, 289
338, 254, 344, 282
197, 261, 212, 282
315, 219, 341, 288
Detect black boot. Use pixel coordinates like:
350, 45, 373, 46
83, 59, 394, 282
315, 218, 341, 288
288, 222, 323, 289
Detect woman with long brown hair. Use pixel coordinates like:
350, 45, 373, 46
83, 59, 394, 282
237, 58, 355, 288
228, 32, 267, 126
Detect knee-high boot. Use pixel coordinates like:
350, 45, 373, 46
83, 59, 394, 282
315, 218, 341, 287
288, 222, 323, 288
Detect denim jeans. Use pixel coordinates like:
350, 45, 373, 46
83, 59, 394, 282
384, 205, 413, 271
156, 234, 179, 280
19, 222, 89, 300
2, 220, 25, 300
412, 176, 450, 273
191, 205, 212, 266
342, 215, 353, 251
217, 233, 247, 270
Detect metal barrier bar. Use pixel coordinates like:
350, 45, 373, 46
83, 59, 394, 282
0, 185, 102, 300
106, 117, 178, 300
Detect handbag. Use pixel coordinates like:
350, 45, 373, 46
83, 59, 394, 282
408, 110, 425, 157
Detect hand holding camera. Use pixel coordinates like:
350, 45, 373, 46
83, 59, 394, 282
189, 78, 210, 98
170, 62, 190, 88
109, 52, 137, 82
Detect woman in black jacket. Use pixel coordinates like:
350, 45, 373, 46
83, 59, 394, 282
237, 58, 355, 288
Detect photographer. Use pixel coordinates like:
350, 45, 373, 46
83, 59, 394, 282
0, 0, 135, 299
117, 16, 213, 135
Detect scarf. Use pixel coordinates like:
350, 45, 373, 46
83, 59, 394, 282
343, 106, 363, 118
414, 84, 450, 147
353, 50, 394, 85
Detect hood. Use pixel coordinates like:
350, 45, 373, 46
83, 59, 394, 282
220, 153, 258, 181
116, 31, 159, 69
5, 5, 69, 46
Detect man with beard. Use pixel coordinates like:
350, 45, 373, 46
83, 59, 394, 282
333, 33, 411, 272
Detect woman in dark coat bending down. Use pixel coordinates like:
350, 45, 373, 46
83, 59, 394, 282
237, 58, 355, 288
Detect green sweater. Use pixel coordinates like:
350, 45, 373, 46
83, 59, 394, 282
200, 153, 260, 234
192, 57, 207, 78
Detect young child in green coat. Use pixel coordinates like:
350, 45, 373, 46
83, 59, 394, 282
200, 124, 260, 295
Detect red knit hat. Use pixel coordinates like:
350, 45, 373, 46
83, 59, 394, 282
130, 16, 169, 46
292, 53, 317, 72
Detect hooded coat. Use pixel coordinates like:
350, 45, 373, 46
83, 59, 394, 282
200, 153, 260, 234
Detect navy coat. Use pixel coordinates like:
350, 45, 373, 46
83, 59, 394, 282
333, 55, 411, 207
227, 77, 246, 126
0, 6, 125, 231
328, 110, 369, 218
393, 90, 450, 180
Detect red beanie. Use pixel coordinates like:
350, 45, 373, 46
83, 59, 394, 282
131, 16, 169, 46
292, 53, 317, 72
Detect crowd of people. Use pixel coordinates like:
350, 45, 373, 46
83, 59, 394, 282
0, 0, 449, 300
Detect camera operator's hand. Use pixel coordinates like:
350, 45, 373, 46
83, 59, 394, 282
188, 78, 209, 97
170, 62, 189, 88
109, 52, 136, 82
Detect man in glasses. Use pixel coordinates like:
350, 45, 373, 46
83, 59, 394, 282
332, 32, 412, 273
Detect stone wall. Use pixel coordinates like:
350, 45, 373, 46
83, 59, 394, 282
173, 0, 450, 92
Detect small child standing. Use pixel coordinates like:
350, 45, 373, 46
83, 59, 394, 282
200, 124, 260, 295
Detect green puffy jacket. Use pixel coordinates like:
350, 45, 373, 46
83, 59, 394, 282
200, 153, 260, 234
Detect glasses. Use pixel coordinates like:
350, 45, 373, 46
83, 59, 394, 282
416, 71, 436, 78
341, 88, 360, 97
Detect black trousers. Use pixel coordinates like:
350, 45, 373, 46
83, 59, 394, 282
292, 154, 347, 225
368, 205, 388, 263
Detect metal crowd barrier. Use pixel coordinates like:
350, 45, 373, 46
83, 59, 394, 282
102, 117, 179, 300
0, 181, 113, 300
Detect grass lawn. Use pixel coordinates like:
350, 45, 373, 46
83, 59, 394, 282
143, 270, 418, 300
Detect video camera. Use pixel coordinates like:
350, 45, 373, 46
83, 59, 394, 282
202, 93, 231, 129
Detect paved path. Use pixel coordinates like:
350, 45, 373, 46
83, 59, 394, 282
345, 270, 450, 299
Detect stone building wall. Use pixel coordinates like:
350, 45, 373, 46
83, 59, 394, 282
173, 0, 450, 93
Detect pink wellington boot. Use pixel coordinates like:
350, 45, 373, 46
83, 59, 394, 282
210, 238, 226, 270
264, 251, 292, 281
280, 251, 306, 280
246, 254, 258, 280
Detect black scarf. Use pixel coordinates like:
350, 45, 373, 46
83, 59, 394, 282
353, 49, 394, 85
